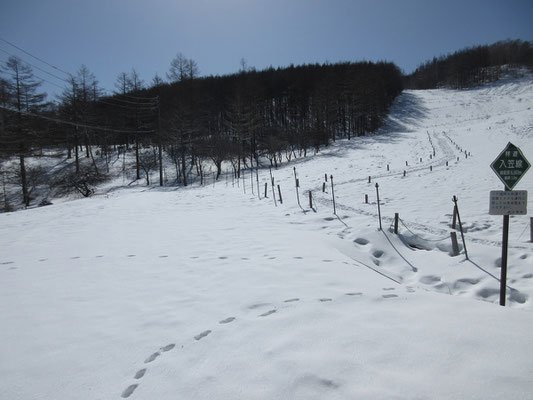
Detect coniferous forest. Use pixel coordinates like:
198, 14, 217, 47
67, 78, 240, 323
0, 39, 532, 208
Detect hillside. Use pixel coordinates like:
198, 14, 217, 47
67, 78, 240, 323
1, 73, 533, 399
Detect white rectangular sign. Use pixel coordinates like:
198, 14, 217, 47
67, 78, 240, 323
489, 190, 528, 215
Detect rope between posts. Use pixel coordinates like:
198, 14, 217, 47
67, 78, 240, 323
398, 218, 450, 242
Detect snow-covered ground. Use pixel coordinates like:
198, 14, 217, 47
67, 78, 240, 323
2, 73, 533, 399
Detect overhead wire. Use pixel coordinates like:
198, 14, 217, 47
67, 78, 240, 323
0, 104, 155, 134
0, 38, 159, 109
0, 36, 71, 77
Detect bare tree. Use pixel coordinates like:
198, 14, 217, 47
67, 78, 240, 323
1, 56, 46, 206
168, 53, 199, 82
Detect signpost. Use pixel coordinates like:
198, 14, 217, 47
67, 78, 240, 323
490, 142, 530, 306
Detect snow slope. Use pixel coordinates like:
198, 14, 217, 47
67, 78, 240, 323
1, 73, 533, 399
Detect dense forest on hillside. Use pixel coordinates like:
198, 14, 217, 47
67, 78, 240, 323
405, 40, 533, 89
1, 39, 532, 208
0, 60, 402, 206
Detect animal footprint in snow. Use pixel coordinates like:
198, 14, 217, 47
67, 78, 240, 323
319, 298, 333, 302
121, 384, 138, 398
345, 292, 363, 296
144, 352, 160, 363
382, 294, 398, 299
219, 317, 236, 324
382, 288, 396, 291
284, 298, 300, 303
161, 344, 175, 352
194, 330, 212, 341
259, 310, 276, 317
134, 369, 146, 379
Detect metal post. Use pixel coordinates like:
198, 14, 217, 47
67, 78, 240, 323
452, 196, 468, 260
330, 175, 336, 215
500, 187, 511, 306
294, 167, 300, 206
376, 183, 382, 230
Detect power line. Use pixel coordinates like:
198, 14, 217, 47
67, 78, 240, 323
0, 36, 71, 76
0, 47, 70, 84
0, 104, 156, 134
114, 92, 159, 101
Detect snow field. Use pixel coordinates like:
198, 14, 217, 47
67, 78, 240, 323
2, 73, 533, 399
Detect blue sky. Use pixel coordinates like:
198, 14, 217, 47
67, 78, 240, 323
1, 0, 532, 98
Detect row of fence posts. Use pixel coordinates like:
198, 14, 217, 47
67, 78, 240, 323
374, 183, 469, 258
234, 164, 533, 250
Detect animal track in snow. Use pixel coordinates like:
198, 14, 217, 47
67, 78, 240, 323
144, 352, 160, 363
453, 278, 479, 290
219, 317, 236, 324
284, 298, 300, 303
345, 292, 363, 296
161, 344, 175, 352
354, 238, 369, 245
259, 309, 276, 317
248, 303, 271, 310
382, 294, 399, 299
419, 275, 441, 284
134, 369, 146, 379
127, 254, 136, 258
121, 384, 138, 398
372, 250, 385, 258
319, 298, 333, 302
194, 330, 212, 341
382, 287, 396, 291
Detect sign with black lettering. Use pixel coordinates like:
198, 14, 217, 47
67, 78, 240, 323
489, 190, 527, 215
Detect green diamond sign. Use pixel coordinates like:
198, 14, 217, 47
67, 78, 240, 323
490, 142, 530, 190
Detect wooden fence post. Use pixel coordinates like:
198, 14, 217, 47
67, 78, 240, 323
309, 191, 313, 209
264, 182, 268, 198
530, 217, 533, 243
322, 182, 326, 192
452, 205, 457, 229
394, 213, 399, 234
365, 194, 368, 204
387, 164, 390, 171
403, 170, 406, 177
450, 232, 459, 256
277, 185, 283, 204
368, 176, 371, 183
